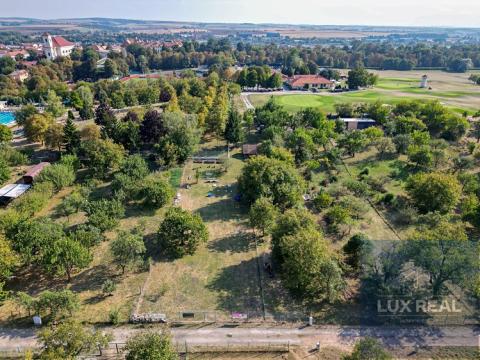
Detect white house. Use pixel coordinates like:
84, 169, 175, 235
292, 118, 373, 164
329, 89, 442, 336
42, 33, 75, 60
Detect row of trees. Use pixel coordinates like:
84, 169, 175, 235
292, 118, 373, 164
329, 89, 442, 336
236, 65, 283, 88
34, 319, 391, 360
123, 39, 480, 74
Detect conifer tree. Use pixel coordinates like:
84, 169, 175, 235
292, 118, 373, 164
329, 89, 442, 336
63, 117, 81, 154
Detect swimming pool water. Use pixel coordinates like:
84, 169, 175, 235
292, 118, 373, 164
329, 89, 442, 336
0, 112, 15, 125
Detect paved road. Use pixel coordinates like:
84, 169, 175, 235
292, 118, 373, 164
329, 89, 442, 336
1, 325, 478, 352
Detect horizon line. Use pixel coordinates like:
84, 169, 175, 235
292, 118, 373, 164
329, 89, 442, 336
1, 16, 480, 31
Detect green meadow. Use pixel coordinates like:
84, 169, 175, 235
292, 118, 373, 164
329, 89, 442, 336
248, 70, 480, 114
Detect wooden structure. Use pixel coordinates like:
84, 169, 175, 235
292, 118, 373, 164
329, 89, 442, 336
242, 144, 259, 158
22, 162, 50, 184
191, 156, 223, 164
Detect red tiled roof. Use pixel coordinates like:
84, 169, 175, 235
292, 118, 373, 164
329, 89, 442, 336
288, 75, 333, 87
119, 74, 163, 82
23, 162, 50, 182
51, 36, 74, 48
5, 50, 28, 58
19, 60, 37, 67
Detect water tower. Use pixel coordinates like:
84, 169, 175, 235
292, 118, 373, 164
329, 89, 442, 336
420, 75, 428, 88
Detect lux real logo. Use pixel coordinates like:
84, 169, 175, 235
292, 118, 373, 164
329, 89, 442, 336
377, 299, 462, 314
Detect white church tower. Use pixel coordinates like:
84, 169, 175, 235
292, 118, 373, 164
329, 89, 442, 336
42, 33, 55, 60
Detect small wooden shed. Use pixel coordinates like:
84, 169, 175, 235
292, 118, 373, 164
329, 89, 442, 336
242, 144, 259, 158
22, 162, 50, 184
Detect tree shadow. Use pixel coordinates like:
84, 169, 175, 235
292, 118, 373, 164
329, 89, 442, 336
196, 197, 246, 222
231, 152, 244, 161
83, 294, 107, 305
389, 160, 413, 181
6, 265, 66, 295
70, 264, 113, 293
196, 143, 227, 157
207, 257, 263, 315
207, 231, 255, 253
124, 203, 157, 218
143, 232, 178, 263
87, 182, 113, 201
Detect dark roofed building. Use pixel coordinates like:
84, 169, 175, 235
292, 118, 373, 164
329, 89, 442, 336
341, 118, 377, 130
242, 144, 259, 158
22, 162, 50, 184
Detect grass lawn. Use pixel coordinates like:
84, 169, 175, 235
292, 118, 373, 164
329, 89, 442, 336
139, 142, 266, 321
168, 167, 183, 189
249, 70, 480, 114
0, 174, 170, 325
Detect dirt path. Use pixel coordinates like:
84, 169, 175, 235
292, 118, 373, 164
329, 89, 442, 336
240, 93, 255, 110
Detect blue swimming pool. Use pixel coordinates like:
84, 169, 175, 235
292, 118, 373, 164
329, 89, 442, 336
0, 112, 15, 125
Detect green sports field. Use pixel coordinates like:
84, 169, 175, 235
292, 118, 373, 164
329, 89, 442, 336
248, 70, 480, 114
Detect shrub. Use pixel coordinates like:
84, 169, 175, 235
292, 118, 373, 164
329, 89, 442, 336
366, 176, 389, 193
358, 167, 369, 177
14, 181, 55, 216
57, 189, 87, 218
343, 234, 373, 272
343, 179, 370, 198
124, 332, 178, 360
329, 175, 338, 183
0, 145, 28, 165
37, 164, 75, 192
396, 205, 418, 226
467, 141, 477, 154
343, 337, 392, 360
0, 158, 10, 185
109, 309, 120, 325
16, 290, 80, 320
59, 154, 80, 170
69, 224, 104, 247
140, 175, 174, 208
325, 205, 352, 233
312, 192, 333, 212
102, 279, 117, 297
381, 193, 395, 205
85, 198, 125, 232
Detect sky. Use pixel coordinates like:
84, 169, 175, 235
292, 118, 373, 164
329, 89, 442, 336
3, 0, 480, 28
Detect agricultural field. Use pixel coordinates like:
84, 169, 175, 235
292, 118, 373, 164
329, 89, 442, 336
248, 70, 480, 114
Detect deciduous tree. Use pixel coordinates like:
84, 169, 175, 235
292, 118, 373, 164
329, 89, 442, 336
110, 229, 146, 274
38, 321, 111, 360
249, 197, 279, 237
157, 207, 208, 258
124, 331, 178, 360
406, 172, 461, 214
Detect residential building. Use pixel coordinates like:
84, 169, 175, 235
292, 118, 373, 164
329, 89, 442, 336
9, 69, 29, 82
286, 75, 335, 90
340, 118, 377, 130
